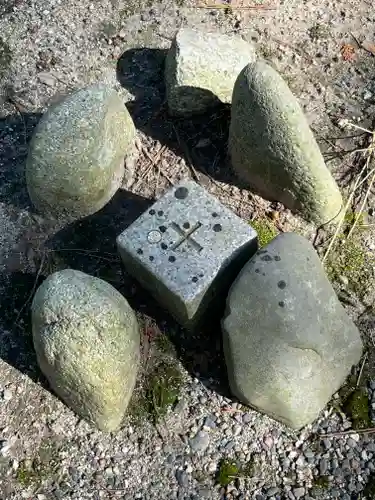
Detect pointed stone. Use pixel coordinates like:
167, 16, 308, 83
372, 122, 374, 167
229, 61, 343, 224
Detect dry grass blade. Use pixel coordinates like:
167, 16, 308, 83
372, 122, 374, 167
322, 122, 375, 263
356, 351, 368, 388
195, 3, 276, 10
321, 427, 375, 438
14, 251, 46, 327
347, 132, 375, 239
172, 124, 200, 182
135, 145, 167, 190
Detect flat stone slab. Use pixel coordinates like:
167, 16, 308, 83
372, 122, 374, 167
222, 232, 363, 429
117, 179, 257, 327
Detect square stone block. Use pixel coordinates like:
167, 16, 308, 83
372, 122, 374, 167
117, 179, 258, 327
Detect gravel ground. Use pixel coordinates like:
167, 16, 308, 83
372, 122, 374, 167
1, 0, 375, 499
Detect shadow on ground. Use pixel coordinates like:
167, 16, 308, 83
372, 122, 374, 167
117, 47, 237, 186
0, 111, 41, 211
0, 93, 230, 408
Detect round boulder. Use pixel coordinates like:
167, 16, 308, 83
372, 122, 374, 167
26, 85, 136, 220
32, 269, 140, 432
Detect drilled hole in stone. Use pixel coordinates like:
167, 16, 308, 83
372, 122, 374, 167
159, 226, 167, 233
158, 210, 164, 216
149, 256, 154, 262
192, 276, 198, 283
149, 209, 155, 215
213, 224, 222, 232
212, 212, 219, 218
168, 255, 176, 263
161, 243, 168, 250
183, 222, 190, 229
174, 187, 188, 199
199, 273, 204, 278
137, 248, 143, 255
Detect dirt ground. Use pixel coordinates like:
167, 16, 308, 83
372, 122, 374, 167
1, 0, 375, 498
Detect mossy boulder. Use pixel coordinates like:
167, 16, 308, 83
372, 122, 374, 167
26, 85, 136, 221
229, 61, 343, 224
32, 269, 140, 432
165, 28, 256, 116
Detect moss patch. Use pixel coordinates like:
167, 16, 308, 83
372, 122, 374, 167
251, 217, 278, 247
128, 360, 183, 423
217, 460, 240, 487
342, 387, 371, 430
313, 475, 330, 489
16, 440, 62, 488
147, 361, 182, 421
324, 228, 374, 298
216, 458, 256, 486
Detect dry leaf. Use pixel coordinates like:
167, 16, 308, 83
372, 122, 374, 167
341, 43, 356, 62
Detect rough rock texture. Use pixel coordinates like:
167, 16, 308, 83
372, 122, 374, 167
26, 85, 136, 221
229, 61, 343, 225
222, 232, 363, 429
165, 28, 256, 116
31, 269, 140, 432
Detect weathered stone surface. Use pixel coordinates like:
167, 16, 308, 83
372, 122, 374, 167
32, 269, 140, 432
222, 232, 362, 429
117, 179, 257, 328
229, 61, 343, 224
165, 28, 256, 116
26, 85, 136, 221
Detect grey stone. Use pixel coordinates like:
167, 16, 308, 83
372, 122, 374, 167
26, 85, 136, 221
165, 28, 256, 116
203, 417, 216, 429
346, 438, 357, 448
31, 269, 140, 432
189, 431, 209, 453
175, 470, 189, 488
319, 459, 328, 475
117, 179, 257, 328
242, 413, 252, 424
366, 442, 375, 452
292, 488, 305, 499
228, 61, 343, 224
322, 439, 332, 450
266, 487, 280, 497
304, 449, 315, 459
222, 233, 363, 429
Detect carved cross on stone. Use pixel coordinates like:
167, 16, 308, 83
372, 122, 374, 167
170, 221, 203, 252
